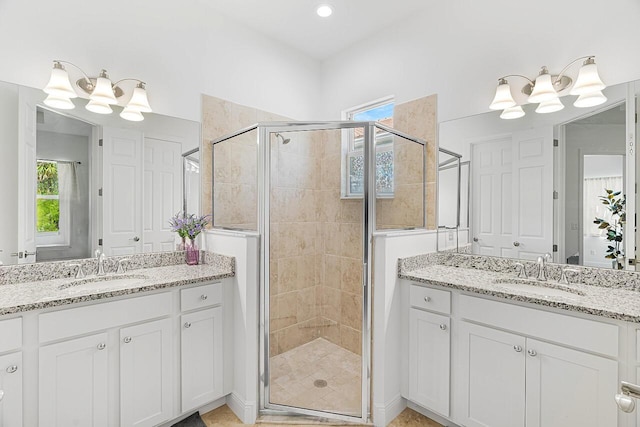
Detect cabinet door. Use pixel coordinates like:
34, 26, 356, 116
459, 321, 526, 427
525, 339, 618, 427
120, 317, 173, 427
0, 352, 22, 426
181, 306, 223, 412
39, 333, 109, 427
408, 308, 450, 416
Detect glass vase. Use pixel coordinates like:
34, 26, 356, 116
186, 241, 199, 265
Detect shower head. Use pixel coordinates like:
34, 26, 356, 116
275, 133, 291, 145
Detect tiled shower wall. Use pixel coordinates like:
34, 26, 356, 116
202, 94, 437, 357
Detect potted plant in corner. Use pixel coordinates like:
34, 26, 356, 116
593, 189, 626, 270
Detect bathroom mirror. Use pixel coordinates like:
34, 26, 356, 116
439, 79, 638, 269
0, 81, 200, 266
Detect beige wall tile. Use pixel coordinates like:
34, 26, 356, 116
340, 325, 362, 355
340, 292, 362, 331
341, 257, 363, 294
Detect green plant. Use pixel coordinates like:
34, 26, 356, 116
593, 189, 626, 268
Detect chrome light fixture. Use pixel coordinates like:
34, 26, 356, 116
42, 60, 152, 121
489, 56, 606, 120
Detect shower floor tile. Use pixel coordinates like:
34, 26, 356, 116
269, 338, 362, 417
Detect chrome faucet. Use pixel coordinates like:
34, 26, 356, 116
514, 262, 528, 279
96, 250, 107, 276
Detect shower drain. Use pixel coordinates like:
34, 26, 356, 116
314, 379, 328, 388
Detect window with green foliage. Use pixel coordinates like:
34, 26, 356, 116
37, 161, 60, 232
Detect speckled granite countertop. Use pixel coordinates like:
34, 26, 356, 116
0, 253, 234, 316
399, 253, 640, 323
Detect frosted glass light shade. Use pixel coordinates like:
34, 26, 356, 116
126, 85, 152, 112
536, 97, 564, 114
529, 71, 558, 104
570, 59, 606, 95
43, 66, 77, 99
43, 94, 75, 110
574, 90, 607, 108
86, 99, 113, 114
120, 107, 144, 122
90, 76, 117, 105
500, 105, 525, 120
489, 80, 516, 110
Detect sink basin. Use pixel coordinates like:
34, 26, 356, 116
59, 274, 149, 291
491, 277, 585, 298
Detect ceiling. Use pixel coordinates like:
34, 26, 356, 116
37, 108, 94, 137
201, 0, 430, 60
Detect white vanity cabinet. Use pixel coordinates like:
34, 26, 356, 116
180, 282, 225, 412
0, 317, 23, 427
120, 318, 173, 427
39, 333, 109, 427
406, 286, 451, 417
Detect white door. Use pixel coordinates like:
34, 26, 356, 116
143, 138, 182, 253
459, 321, 526, 427
408, 308, 450, 417
39, 333, 109, 427
181, 306, 224, 412
0, 352, 22, 427
471, 137, 515, 257
120, 318, 173, 427
512, 128, 554, 260
525, 338, 618, 427
102, 127, 143, 256
17, 87, 37, 264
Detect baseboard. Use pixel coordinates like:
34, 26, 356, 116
406, 401, 462, 427
157, 396, 227, 426
226, 392, 257, 424
373, 394, 406, 427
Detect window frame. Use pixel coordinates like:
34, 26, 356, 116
36, 160, 71, 248
341, 96, 395, 199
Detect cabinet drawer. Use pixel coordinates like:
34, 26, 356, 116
0, 317, 22, 353
39, 292, 172, 343
181, 282, 222, 312
459, 295, 618, 358
409, 285, 451, 314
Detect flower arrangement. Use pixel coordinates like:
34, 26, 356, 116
169, 212, 210, 265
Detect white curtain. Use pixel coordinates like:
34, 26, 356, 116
583, 176, 623, 236
58, 162, 79, 233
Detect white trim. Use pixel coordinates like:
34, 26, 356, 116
373, 394, 406, 427
342, 95, 395, 120
407, 401, 463, 427
226, 392, 257, 424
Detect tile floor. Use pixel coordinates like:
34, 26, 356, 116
269, 338, 362, 416
200, 337, 443, 427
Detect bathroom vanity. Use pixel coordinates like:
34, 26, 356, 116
398, 252, 640, 427
0, 251, 235, 427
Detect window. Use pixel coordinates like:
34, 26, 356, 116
36, 160, 69, 246
343, 99, 395, 197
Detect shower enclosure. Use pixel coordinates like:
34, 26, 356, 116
211, 121, 427, 423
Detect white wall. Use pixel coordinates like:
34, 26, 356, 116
0, 81, 18, 265
0, 0, 321, 122
319, 0, 640, 123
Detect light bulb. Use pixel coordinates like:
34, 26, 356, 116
489, 79, 516, 110
528, 67, 558, 104
535, 97, 564, 114
500, 105, 525, 120
316, 4, 333, 17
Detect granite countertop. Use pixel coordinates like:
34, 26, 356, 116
400, 262, 640, 323
0, 262, 234, 316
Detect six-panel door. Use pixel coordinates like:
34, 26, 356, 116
39, 333, 109, 427
181, 306, 223, 412
408, 308, 450, 417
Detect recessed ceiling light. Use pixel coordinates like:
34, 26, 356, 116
316, 4, 333, 17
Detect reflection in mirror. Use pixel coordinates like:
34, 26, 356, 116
0, 81, 200, 266
183, 148, 201, 215
437, 148, 462, 251
439, 80, 632, 269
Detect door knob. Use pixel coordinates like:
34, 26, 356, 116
132, 236, 140, 242
473, 237, 479, 242
513, 241, 520, 247
24, 250, 36, 257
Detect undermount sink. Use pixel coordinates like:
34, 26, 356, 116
491, 277, 586, 298
59, 274, 149, 291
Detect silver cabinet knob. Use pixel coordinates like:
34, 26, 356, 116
5, 365, 17, 374
184, 322, 192, 329
439, 324, 447, 331
513, 345, 522, 352
513, 241, 520, 247
123, 336, 132, 344
528, 349, 537, 357
200, 294, 208, 301
424, 296, 431, 302
132, 236, 140, 242
473, 237, 479, 242
97, 343, 106, 350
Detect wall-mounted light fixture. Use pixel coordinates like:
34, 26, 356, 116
43, 60, 152, 122
489, 56, 606, 119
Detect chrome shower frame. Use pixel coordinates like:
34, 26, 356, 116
210, 121, 427, 424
